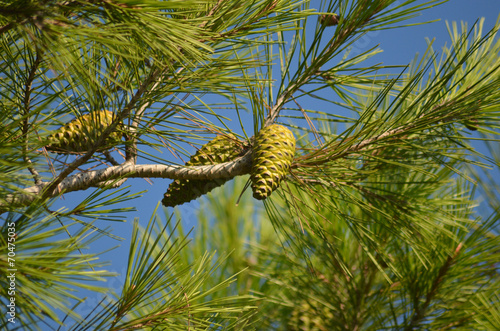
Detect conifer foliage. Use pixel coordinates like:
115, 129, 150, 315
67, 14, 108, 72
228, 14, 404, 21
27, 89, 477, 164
1, 0, 499, 330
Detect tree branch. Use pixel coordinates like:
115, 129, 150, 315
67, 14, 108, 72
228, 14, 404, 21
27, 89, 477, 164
22, 47, 43, 185
405, 243, 463, 330
1, 152, 252, 210
37, 0, 221, 200
295, 95, 468, 168
122, 68, 163, 163
124, 0, 233, 164
40, 66, 162, 203
264, 3, 386, 127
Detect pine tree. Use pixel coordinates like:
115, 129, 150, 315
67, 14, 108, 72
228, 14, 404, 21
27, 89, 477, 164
1, 0, 499, 330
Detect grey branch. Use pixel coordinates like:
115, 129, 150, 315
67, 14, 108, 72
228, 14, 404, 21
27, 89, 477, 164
2, 153, 252, 210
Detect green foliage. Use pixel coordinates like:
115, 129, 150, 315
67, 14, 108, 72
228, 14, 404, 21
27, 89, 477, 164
69, 207, 258, 330
0, 209, 116, 329
253, 170, 500, 330
1, 0, 499, 330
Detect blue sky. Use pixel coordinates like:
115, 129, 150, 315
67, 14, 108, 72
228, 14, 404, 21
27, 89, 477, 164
44, 0, 500, 327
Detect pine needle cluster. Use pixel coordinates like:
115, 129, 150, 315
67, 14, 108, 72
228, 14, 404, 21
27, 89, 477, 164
1, 0, 499, 330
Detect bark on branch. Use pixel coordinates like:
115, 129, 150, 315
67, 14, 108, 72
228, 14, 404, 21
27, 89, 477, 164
2, 152, 252, 210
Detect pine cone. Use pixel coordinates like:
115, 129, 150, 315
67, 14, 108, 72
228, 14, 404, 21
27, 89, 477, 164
46, 110, 122, 153
251, 124, 295, 200
162, 135, 246, 207
463, 116, 479, 131
319, 13, 340, 26
289, 301, 334, 331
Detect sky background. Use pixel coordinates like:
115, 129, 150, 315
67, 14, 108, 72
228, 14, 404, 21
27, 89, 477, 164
43, 0, 500, 327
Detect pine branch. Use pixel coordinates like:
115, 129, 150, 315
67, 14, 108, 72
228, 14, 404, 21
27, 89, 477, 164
295, 90, 479, 168
40, 67, 162, 205
122, 68, 163, 163
265, 81, 298, 126
3, 0, 216, 203
21, 47, 43, 185
264, 1, 392, 127
39, 0, 266, 203
406, 242, 464, 330
1, 152, 252, 210
0, 21, 15, 35
122, 0, 221, 164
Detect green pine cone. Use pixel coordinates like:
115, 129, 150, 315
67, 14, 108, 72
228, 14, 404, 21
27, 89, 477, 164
289, 301, 334, 331
251, 124, 295, 200
162, 135, 246, 207
46, 110, 122, 153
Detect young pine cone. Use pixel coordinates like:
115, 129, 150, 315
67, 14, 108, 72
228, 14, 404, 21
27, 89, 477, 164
162, 135, 246, 207
319, 13, 340, 26
251, 124, 295, 200
46, 110, 122, 153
